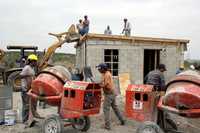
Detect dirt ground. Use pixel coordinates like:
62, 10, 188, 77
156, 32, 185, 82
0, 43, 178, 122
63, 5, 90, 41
0, 91, 200, 133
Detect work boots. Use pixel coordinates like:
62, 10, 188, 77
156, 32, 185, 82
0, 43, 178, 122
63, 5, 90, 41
120, 120, 126, 125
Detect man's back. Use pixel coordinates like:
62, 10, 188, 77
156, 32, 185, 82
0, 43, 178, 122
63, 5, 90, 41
145, 69, 165, 90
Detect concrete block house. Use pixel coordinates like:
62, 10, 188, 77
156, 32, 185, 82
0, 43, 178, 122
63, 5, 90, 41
76, 34, 189, 86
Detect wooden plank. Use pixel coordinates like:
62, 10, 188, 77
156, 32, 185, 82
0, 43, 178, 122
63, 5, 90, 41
84, 33, 190, 44
119, 73, 131, 96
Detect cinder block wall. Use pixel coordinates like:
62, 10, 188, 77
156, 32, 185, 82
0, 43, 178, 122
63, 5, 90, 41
76, 39, 184, 85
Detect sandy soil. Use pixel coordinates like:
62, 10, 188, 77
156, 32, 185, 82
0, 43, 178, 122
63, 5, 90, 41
0, 91, 200, 133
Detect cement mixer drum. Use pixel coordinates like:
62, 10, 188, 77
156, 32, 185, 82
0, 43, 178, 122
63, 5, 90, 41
31, 65, 71, 106
163, 70, 200, 110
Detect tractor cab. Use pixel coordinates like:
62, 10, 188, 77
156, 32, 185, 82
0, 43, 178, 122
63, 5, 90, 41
0, 45, 38, 91
7, 45, 38, 67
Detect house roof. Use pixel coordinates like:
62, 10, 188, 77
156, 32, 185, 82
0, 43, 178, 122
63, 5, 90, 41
83, 33, 190, 44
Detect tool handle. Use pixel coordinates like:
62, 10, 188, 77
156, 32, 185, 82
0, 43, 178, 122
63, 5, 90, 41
27, 90, 62, 101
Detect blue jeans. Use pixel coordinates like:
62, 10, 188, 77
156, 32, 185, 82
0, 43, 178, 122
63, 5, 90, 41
79, 27, 89, 36
21, 91, 29, 123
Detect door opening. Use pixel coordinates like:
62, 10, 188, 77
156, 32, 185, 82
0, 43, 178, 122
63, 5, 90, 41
143, 49, 160, 82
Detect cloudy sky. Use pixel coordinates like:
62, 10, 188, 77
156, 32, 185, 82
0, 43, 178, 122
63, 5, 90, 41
0, 0, 199, 59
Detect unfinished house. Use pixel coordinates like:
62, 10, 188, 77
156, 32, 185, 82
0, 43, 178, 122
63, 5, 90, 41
76, 34, 189, 86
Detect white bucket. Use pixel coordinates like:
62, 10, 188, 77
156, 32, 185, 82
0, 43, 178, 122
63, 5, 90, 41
4, 110, 16, 126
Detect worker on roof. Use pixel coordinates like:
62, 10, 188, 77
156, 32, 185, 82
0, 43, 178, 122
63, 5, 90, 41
122, 18, 131, 36
104, 25, 112, 35
19, 54, 38, 123
79, 15, 90, 36
76, 19, 83, 34
144, 64, 167, 91
176, 65, 185, 74
96, 63, 125, 130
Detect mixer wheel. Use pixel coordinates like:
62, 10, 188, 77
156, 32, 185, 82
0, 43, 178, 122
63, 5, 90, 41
42, 114, 64, 133
72, 116, 91, 132
136, 121, 164, 133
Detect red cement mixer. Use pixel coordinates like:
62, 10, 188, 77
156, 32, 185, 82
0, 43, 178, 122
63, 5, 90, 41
158, 70, 200, 118
125, 70, 200, 133
28, 66, 102, 133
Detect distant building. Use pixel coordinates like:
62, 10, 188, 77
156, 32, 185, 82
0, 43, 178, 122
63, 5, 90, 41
76, 34, 189, 85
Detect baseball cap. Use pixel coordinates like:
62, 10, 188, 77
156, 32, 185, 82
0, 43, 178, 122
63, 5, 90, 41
96, 63, 108, 70
158, 64, 167, 71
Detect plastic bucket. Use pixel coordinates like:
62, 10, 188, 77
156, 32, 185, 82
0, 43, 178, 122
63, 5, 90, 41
4, 110, 17, 126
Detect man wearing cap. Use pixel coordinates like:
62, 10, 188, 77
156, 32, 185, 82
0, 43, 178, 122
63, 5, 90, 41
144, 64, 167, 91
96, 63, 125, 130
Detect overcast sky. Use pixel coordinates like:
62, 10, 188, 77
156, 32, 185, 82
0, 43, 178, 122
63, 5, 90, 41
0, 0, 199, 59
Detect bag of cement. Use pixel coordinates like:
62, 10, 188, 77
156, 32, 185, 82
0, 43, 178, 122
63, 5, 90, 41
4, 110, 16, 126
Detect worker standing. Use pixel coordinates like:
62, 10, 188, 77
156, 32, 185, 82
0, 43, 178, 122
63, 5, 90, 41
96, 63, 125, 130
144, 64, 167, 91
104, 25, 112, 35
122, 18, 131, 36
20, 54, 38, 123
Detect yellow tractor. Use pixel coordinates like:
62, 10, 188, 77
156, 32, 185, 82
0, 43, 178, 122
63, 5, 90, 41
1, 24, 81, 92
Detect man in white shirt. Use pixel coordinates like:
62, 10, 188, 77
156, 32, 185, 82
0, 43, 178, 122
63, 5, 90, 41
122, 18, 131, 36
104, 25, 112, 35
20, 54, 37, 123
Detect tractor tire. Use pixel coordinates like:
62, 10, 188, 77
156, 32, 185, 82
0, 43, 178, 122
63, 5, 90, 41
136, 121, 164, 133
72, 116, 91, 132
7, 71, 22, 92
42, 114, 64, 133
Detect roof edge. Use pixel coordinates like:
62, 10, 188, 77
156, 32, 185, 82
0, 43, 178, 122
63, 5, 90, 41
84, 33, 190, 44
